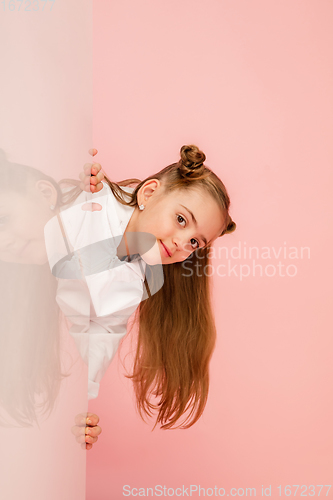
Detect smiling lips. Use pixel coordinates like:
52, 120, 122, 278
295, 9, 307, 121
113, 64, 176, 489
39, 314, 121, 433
160, 240, 171, 257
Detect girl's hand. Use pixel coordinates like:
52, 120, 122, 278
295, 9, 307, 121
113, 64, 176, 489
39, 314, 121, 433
71, 412, 102, 451
79, 149, 105, 193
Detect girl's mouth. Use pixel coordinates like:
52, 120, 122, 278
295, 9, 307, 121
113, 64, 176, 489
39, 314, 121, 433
160, 240, 171, 257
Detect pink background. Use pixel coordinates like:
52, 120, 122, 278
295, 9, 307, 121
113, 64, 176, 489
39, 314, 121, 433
87, 1, 333, 499
1, 0, 332, 498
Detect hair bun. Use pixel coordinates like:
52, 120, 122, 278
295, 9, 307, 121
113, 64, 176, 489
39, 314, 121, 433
223, 218, 237, 235
179, 145, 206, 178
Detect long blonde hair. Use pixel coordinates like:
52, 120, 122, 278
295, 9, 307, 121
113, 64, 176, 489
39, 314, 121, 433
82, 145, 236, 429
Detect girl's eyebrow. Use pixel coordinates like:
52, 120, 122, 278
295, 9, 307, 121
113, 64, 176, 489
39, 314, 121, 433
179, 204, 208, 246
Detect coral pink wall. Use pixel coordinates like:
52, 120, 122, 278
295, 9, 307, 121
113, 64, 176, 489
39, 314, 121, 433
88, 1, 333, 498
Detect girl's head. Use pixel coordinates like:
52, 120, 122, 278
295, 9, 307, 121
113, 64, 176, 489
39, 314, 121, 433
108, 145, 236, 265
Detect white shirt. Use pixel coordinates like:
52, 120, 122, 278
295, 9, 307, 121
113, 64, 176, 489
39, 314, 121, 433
44, 182, 163, 399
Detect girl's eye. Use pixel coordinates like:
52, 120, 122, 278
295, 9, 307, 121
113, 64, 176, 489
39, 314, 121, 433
176, 214, 200, 250
177, 214, 186, 227
190, 238, 200, 250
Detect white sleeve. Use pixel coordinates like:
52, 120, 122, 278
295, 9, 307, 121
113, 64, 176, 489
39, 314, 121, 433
56, 265, 145, 400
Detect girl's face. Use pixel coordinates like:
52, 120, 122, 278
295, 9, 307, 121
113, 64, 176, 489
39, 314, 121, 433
0, 181, 58, 265
126, 179, 227, 265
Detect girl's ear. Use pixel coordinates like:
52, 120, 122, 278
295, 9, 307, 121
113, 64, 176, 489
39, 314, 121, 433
35, 180, 58, 209
138, 178, 161, 204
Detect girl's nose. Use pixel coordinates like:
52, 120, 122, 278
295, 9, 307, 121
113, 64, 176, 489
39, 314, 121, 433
173, 237, 192, 255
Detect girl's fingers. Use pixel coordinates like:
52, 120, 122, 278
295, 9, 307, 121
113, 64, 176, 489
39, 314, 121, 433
72, 423, 99, 438
90, 182, 103, 193
91, 163, 102, 174
85, 425, 102, 438
72, 424, 102, 438
75, 433, 99, 445
86, 413, 100, 426
73, 413, 101, 450
73, 412, 100, 427
82, 163, 101, 176
84, 163, 101, 176
80, 163, 104, 193
85, 435, 99, 444
90, 170, 104, 185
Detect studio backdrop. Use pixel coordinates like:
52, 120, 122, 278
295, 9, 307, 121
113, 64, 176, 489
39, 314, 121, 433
0, 1, 332, 500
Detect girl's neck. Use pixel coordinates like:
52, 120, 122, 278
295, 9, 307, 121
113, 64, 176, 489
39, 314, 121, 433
124, 205, 139, 235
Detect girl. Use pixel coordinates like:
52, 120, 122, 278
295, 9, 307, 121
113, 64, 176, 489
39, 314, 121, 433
50, 144, 236, 433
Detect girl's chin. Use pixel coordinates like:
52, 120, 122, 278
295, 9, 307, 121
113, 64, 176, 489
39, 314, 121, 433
140, 241, 164, 266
